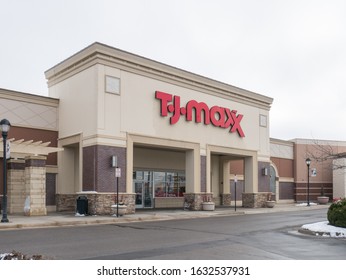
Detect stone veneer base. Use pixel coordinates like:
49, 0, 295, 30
56, 193, 135, 215
57, 192, 269, 213
242, 192, 272, 208
184, 193, 213, 211
221, 193, 232, 206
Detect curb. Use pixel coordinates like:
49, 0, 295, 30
0, 211, 246, 230
0, 204, 329, 231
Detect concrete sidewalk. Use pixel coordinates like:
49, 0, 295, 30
0, 203, 330, 230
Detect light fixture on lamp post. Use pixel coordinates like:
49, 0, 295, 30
305, 158, 311, 207
1, 119, 11, 223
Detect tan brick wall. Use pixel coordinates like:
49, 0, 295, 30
8, 167, 25, 213
24, 159, 47, 216
7, 157, 49, 215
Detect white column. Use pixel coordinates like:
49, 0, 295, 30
244, 155, 258, 193
222, 160, 231, 194
185, 148, 200, 193
126, 137, 134, 194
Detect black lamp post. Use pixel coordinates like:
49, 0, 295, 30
1, 119, 11, 223
306, 158, 311, 207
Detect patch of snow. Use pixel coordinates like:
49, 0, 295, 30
74, 213, 86, 217
296, 202, 318, 207
302, 221, 346, 238
0, 253, 9, 260
0, 251, 45, 260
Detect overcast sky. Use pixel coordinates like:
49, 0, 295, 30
1, 0, 345, 141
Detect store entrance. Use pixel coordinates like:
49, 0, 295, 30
134, 182, 153, 208
134, 171, 153, 208
133, 170, 186, 209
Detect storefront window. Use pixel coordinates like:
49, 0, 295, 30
133, 171, 143, 180
177, 172, 186, 197
153, 172, 164, 197
144, 171, 151, 182
134, 170, 186, 202
154, 171, 185, 197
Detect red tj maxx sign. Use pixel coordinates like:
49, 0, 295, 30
155, 91, 245, 137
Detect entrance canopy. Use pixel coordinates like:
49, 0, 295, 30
0, 138, 63, 158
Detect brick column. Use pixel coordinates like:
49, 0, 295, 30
7, 159, 25, 214
24, 155, 47, 216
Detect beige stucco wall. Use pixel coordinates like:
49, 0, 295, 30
270, 138, 294, 160
48, 67, 98, 140
133, 147, 185, 170
0, 88, 59, 130
45, 43, 273, 198
47, 64, 271, 159
119, 69, 270, 157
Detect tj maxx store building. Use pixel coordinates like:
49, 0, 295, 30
1, 42, 346, 216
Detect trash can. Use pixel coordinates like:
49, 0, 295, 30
76, 196, 88, 215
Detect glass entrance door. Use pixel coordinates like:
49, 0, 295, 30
143, 181, 153, 208
135, 182, 144, 208
133, 171, 153, 208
